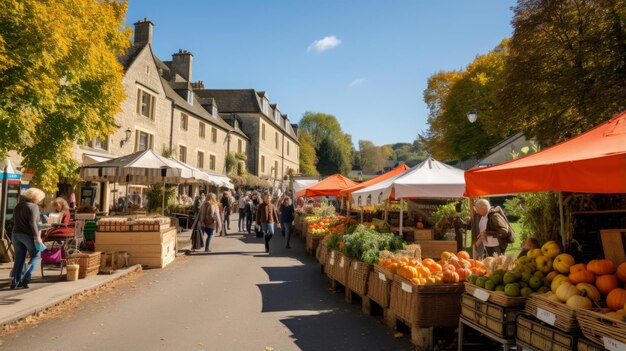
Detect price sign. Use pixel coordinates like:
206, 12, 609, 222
472, 288, 490, 302
330, 252, 335, 259
353, 262, 358, 270
536, 308, 556, 326
378, 272, 386, 281
339, 257, 345, 268
401, 282, 412, 293
603, 337, 626, 351
329, 258, 335, 266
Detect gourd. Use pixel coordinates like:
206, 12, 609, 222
607, 288, 626, 311
442, 270, 459, 283
616, 262, 626, 283
587, 259, 615, 275
556, 282, 580, 302
551, 274, 570, 293
457, 251, 470, 260
569, 263, 587, 274
568, 270, 595, 284
576, 283, 601, 304
566, 295, 592, 309
596, 274, 619, 295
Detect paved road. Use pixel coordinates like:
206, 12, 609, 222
0, 221, 414, 351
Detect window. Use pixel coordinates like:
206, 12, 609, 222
187, 90, 193, 105
237, 139, 242, 154
197, 151, 204, 169
262, 98, 269, 115
274, 161, 278, 177
274, 110, 279, 124
180, 113, 188, 131
275, 132, 279, 149
209, 154, 216, 171
135, 131, 154, 151
287, 141, 290, 156
261, 123, 265, 141
146, 65, 150, 75
179, 145, 187, 163
261, 155, 265, 173
211, 105, 217, 116
234, 119, 238, 129
90, 137, 108, 151
199, 122, 205, 138
136, 89, 156, 119
211, 127, 217, 143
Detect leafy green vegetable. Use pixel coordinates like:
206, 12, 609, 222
341, 225, 405, 264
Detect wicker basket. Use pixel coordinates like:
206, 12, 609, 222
367, 264, 393, 307
324, 249, 337, 278
306, 234, 322, 253
577, 308, 626, 347
316, 244, 328, 265
525, 294, 580, 332
516, 314, 578, 351
389, 275, 464, 327
464, 282, 527, 307
333, 252, 351, 285
346, 260, 372, 296
69, 251, 101, 279
460, 293, 524, 338
577, 337, 608, 351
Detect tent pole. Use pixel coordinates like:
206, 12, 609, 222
559, 191, 565, 249
161, 179, 166, 216
469, 197, 476, 259
399, 198, 403, 237
360, 209, 363, 224
384, 200, 389, 224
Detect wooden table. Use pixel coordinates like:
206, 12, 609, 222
171, 213, 192, 229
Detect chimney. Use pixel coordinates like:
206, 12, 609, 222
191, 81, 204, 89
171, 49, 193, 82
133, 18, 153, 46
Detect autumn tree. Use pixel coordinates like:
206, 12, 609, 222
299, 112, 352, 175
358, 140, 387, 172
298, 131, 318, 175
500, 0, 626, 147
0, 0, 131, 191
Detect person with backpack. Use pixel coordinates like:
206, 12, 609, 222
470, 199, 514, 258
199, 193, 221, 253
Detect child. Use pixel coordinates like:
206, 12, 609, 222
517, 237, 540, 258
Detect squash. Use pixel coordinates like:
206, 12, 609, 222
596, 274, 619, 295
457, 251, 470, 260
566, 295, 592, 309
569, 263, 587, 274
527, 248, 543, 259
576, 283, 601, 304
556, 282, 580, 302
552, 253, 575, 274
607, 288, 626, 311
546, 271, 560, 281
616, 262, 626, 283
541, 241, 561, 258
442, 270, 459, 283
547, 293, 561, 303
587, 259, 615, 275
568, 270, 595, 284
551, 274, 570, 293
457, 268, 471, 282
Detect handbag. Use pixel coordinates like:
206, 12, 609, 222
41, 247, 63, 264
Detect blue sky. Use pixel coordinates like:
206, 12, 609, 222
126, 1, 516, 147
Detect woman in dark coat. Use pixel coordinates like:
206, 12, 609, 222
11, 188, 46, 289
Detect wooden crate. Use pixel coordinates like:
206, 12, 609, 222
525, 294, 580, 332
95, 227, 176, 268
413, 229, 434, 241
577, 337, 608, 351
516, 314, 578, 351
577, 308, 626, 347
417, 240, 457, 259
460, 293, 524, 338
465, 282, 527, 307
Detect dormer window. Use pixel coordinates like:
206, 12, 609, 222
262, 98, 269, 115
234, 119, 239, 129
211, 105, 217, 116
187, 90, 193, 105
274, 109, 280, 124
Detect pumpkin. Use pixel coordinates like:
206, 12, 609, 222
541, 241, 561, 258
607, 288, 626, 311
442, 270, 459, 283
553, 253, 575, 274
616, 262, 626, 283
587, 259, 615, 275
569, 270, 596, 284
576, 283, 601, 304
457, 251, 470, 260
566, 295, 592, 309
569, 263, 587, 274
457, 268, 471, 282
556, 282, 580, 302
596, 274, 619, 295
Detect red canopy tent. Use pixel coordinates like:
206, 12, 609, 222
465, 110, 626, 197
338, 164, 410, 200
298, 173, 358, 197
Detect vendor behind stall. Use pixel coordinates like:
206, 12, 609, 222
41, 197, 73, 241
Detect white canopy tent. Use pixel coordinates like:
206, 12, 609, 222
167, 158, 234, 189
293, 179, 319, 198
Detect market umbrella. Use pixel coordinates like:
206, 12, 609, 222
302, 174, 358, 197
339, 164, 409, 201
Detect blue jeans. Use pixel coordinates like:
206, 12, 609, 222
238, 208, 246, 230
282, 222, 293, 247
11, 233, 40, 285
261, 223, 275, 251
202, 226, 214, 252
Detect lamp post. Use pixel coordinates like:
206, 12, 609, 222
467, 109, 478, 123
120, 128, 133, 148
466, 108, 478, 257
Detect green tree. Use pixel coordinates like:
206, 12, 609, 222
500, 0, 626, 147
317, 137, 349, 176
0, 0, 131, 192
299, 112, 352, 175
359, 140, 386, 172
298, 131, 318, 175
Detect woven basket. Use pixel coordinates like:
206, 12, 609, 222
316, 244, 328, 265
525, 294, 580, 332
516, 314, 577, 351
577, 308, 626, 346
333, 253, 351, 285
367, 264, 393, 307
577, 337, 607, 351
324, 249, 337, 278
306, 234, 322, 253
69, 251, 101, 279
464, 282, 527, 307
460, 293, 524, 338
346, 260, 372, 296
390, 275, 464, 327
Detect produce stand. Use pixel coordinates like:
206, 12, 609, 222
577, 308, 626, 350
417, 240, 457, 259
458, 317, 517, 351
94, 217, 176, 268
516, 314, 579, 351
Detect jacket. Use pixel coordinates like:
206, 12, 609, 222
199, 202, 220, 229
256, 202, 279, 224
472, 207, 510, 252
12, 198, 40, 237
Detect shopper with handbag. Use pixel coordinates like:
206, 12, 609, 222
256, 193, 280, 253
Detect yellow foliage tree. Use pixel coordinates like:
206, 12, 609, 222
0, 0, 131, 191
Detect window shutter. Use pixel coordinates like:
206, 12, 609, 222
149, 134, 154, 149
134, 131, 140, 151
136, 89, 142, 114
150, 95, 156, 119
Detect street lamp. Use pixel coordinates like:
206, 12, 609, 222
120, 128, 133, 147
467, 109, 478, 123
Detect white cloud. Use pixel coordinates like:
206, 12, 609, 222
307, 35, 341, 53
349, 77, 366, 87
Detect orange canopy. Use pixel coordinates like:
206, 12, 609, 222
465, 110, 626, 196
300, 173, 358, 197
338, 164, 410, 200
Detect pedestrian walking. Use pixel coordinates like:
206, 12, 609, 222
237, 191, 247, 232
280, 197, 295, 248
256, 193, 280, 253
244, 195, 253, 233
220, 190, 232, 233
199, 193, 221, 252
